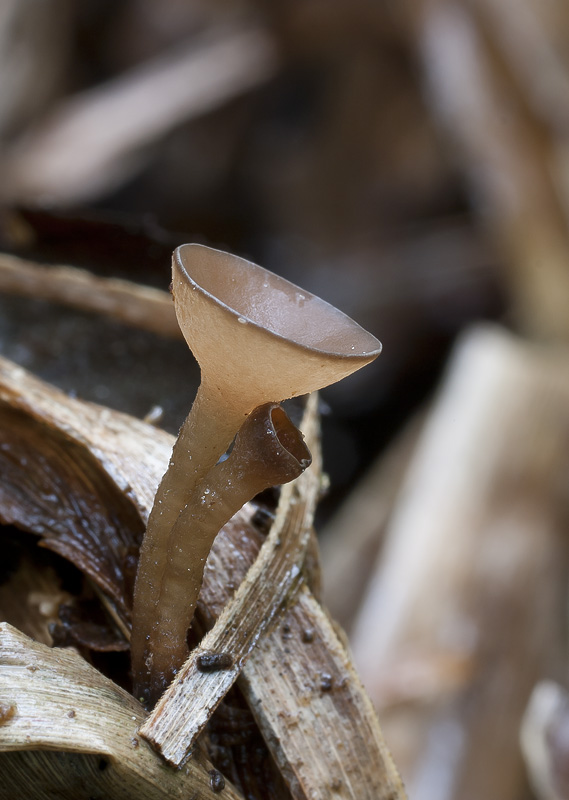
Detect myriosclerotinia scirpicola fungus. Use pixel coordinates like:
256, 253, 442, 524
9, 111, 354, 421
131, 243, 381, 706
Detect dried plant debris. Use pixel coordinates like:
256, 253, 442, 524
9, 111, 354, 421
522, 681, 569, 800
205, 694, 293, 800
0, 402, 144, 625
0, 252, 180, 338
51, 598, 130, 653
0, 623, 242, 800
0, 356, 405, 799
0, 532, 72, 646
350, 327, 569, 799
241, 585, 403, 800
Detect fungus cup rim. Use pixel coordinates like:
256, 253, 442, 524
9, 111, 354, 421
174, 244, 382, 361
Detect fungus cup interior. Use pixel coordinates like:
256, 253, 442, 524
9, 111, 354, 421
173, 243, 381, 410
269, 405, 312, 471
131, 244, 382, 705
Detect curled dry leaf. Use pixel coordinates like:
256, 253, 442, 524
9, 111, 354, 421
0, 401, 145, 626
0, 252, 180, 339
0, 622, 242, 800
51, 599, 130, 652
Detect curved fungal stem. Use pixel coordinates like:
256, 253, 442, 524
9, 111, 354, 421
134, 403, 311, 705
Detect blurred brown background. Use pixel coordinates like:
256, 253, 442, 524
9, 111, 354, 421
1, 1, 569, 798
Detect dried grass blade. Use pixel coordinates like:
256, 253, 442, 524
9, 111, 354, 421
240, 586, 406, 800
4, 24, 277, 206
0, 623, 243, 800
0, 252, 180, 338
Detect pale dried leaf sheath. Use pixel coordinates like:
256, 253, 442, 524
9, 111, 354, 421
351, 327, 569, 799
0, 623, 242, 800
0, 357, 405, 800
521, 681, 569, 800
320, 412, 423, 632
141, 393, 322, 763
242, 586, 405, 800
0, 252, 180, 338
416, 2, 569, 338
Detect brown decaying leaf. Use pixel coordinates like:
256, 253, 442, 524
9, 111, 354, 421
52, 599, 130, 652
0, 355, 405, 799
0, 403, 144, 624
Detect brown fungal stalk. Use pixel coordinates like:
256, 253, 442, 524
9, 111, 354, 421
139, 402, 311, 702
131, 244, 381, 705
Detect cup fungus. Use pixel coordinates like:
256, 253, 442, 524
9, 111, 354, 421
145, 402, 311, 699
131, 244, 381, 706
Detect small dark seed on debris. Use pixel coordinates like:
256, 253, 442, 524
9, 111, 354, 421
320, 673, 333, 692
197, 652, 233, 672
209, 768, 225, 793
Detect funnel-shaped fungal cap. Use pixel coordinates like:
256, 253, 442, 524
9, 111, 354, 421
227, 402, 312, 488
173, 244, 381, 410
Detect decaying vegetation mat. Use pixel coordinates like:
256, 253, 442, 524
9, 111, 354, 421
0, 356, 404, 799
